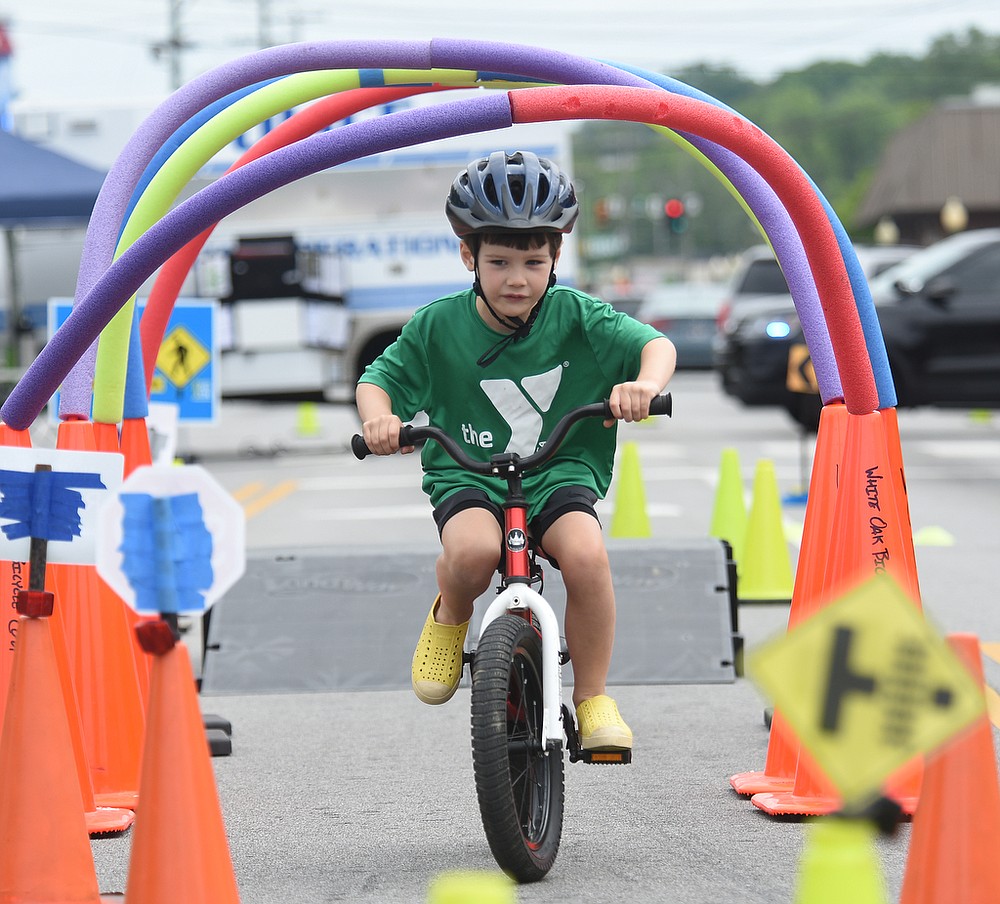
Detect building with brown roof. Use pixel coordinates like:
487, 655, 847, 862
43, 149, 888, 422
857, 88, 1000, 246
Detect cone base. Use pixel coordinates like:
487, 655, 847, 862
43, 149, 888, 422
751, 790, 841, 816
87, 806, 135, 835
95, 790, 140, 810
729, 771, 794, 796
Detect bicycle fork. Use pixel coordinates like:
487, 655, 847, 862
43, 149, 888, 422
480, 586, 564, 751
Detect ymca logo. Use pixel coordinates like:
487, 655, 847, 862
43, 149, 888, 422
477, 364, 564, 456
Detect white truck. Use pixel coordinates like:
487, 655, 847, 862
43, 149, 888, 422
196, 116, 578, 403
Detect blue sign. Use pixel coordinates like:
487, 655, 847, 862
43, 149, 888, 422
49, 298, 218, 423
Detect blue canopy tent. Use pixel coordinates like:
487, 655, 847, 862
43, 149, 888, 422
0, 129, 106, 367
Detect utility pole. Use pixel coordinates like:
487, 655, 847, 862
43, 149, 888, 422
166, 0, 184, 90
150, 0, 188, 91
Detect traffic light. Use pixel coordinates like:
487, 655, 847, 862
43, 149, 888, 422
664, 198, 687, 233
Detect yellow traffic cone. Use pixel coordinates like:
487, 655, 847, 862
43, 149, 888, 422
794, 818, 888, 904
610, 441, 652, 538
297, 401, 321, 438
428, 871, 514, 904
709, 447, 747, 565
738, 459, 794, 602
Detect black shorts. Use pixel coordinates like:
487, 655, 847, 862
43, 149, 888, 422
432, 485, 601, 566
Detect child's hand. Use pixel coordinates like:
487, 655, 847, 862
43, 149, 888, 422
362, 414, 415, 455
605, 380, 662, 427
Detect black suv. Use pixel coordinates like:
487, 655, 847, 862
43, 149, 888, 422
714, 230, 1000, 430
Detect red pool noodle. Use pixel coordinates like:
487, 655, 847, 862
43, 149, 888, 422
508, 85, 878, 414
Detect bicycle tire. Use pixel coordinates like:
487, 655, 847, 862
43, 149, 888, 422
471, 613, 564, 882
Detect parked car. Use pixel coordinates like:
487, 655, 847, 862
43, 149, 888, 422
716, 242, 919, 334
636, 282, 728, 369
714, 230, 1000, 430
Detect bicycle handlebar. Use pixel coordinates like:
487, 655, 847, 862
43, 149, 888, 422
351, 393, 672, 476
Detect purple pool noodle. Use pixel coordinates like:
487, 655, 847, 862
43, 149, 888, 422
4, 92, 513, 429
60, 40, 435, 418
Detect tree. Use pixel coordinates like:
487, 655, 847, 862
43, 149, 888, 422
571, 27, 1000, 267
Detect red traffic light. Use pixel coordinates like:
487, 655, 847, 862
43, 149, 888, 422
664, 198, 685, 219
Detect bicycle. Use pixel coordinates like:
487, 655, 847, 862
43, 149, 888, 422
352, 393, 672, 882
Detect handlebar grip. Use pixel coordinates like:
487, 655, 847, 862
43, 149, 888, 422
649, 392, 672, 417
601, 392, 673, 420
350, 434, 371, 459
351, 424, 418, 460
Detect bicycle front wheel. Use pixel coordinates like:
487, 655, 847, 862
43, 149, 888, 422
471, 613, 564, 882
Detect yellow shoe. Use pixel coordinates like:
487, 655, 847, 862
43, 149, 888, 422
411, 595, 469, 705
576, 695, 633, 751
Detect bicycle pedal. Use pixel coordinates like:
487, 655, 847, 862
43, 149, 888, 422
579, 749, 632, 765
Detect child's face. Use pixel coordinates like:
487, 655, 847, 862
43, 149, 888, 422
461, 239, 560, 330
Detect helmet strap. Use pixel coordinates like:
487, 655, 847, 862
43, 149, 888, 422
474, 262, 556, 368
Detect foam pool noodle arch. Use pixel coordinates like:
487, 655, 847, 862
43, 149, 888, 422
65, 43, 856, 416
3, 81, 879, 430
71, 41, 844, 407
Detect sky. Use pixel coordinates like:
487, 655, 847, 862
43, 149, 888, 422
1, 0, 999, 106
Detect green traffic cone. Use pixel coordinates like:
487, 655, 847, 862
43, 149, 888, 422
794, 818, 888, 904
610, 441, 652, 538
428, 871, 514, 904
738, 459, 794, 602
296, 401, 321, 438
710, 447, 747, 564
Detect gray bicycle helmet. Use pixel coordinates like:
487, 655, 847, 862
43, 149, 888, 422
445, 150, 579, 236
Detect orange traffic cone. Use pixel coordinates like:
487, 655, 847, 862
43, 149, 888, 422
92, 420, 120, 455
0, 422, 32, 734
118, 419, 156, 703
94, 416, 154, 704
120, 417, 153, 477
0, 589, 105, 903
823, 408, 920, 604
731, 402, 848, 797
751, 408, 923, 817
125, 619, 241, 904
824, 408, 922, 812
898, 634, 1000, 904
53, 418, 145, 810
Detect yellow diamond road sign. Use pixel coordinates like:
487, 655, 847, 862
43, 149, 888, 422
747, 575, 985, 805
786, 343, 819, 394
156, 326, 210, 390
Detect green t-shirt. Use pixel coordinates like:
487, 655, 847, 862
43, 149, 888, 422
359, 286, 664, 521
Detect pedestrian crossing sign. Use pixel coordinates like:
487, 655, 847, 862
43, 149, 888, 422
747, 574, 985, 805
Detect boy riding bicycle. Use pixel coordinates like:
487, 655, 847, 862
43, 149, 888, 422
356, 151, 676, 752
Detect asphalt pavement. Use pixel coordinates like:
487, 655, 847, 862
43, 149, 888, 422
84, 373, 999, 903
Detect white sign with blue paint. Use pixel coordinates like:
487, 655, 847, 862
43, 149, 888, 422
96, 464, 245, 614
0, 446, 124, 565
